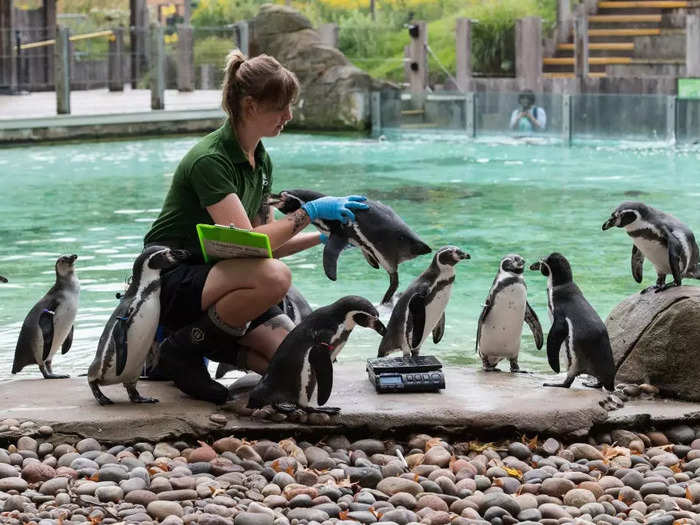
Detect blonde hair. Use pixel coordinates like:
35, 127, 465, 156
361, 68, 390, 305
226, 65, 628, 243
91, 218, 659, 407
221, 50, 300, 123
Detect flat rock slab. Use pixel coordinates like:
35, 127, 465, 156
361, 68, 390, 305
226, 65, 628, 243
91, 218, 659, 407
1, 362, 700, 444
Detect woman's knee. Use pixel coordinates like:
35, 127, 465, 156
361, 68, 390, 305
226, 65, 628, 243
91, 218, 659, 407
262, 260, 292, 303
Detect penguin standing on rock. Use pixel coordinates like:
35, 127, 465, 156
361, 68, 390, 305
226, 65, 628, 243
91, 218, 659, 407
12, 255, 79, 378
270, 189, 431, 304
530, 253, 615, 390
247, 295, 386, 415
602, 201, 700, 293
378, 246, 469, 358
476, 254, 543, 373
88, 246, 189, 405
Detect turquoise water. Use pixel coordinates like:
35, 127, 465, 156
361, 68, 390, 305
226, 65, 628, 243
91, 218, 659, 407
2, 132, 700, 381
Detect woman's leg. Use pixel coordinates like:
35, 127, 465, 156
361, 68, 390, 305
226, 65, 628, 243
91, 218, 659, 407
239, 313, 295, 373
202, 257, 292, 328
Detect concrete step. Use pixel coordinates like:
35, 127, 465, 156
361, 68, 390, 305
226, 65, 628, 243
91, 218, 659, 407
588, 14, 662, 22
598, 1, 688, 8
401, 122, 440, 129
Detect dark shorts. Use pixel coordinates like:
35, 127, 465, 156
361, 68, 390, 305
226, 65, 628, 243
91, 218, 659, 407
159, 262, 284, 332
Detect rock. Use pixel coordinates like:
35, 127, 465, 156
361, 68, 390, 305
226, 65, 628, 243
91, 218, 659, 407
542, 438, 561, 456
350, 439, 386, 455
377, 477, 423, 496
507, 442, 531, 460
286, 507, 329, 522
147, 500, 184, 519
666, 425, 695, 444
96, 485, 124, 502
540, 478, 575, 498
563, 488, 596, 507
0, 477, 28, 491
379, 509, 417, 524
423, 446, 451, 467
236, 445, 263, 463
607, 286, 700, 401
125, 489, 158, 506
17, 436, 38, 453
389, 492, 416, 508
76, 438, 102, 453
213, 437, 242, 454
21, 462, 55, 482
153, 442, 180, 459
250, 8, 395, 131
478, 493, 521, 517
415, 494, 449, 512
0, 463, 19, 478
569, 443, 604, 461
234, 512, 274, 525
189, 443, 218, 463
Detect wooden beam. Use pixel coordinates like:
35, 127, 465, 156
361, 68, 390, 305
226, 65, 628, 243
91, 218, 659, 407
598, 1, 688, 7
588, 14, 662, 22
558, 42, 635, 50
588, 28, 661, 35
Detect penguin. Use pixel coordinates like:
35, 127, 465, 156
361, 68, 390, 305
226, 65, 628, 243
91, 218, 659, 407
602, 201, 700, 293
247, 295, 386, 414
378, 246, 469, 358
214, 284, 312, 380
530, 253, 615, 390
88, 245, 189, 405
476, 254, 543, 373
270, 189, 432, 304
0, 275, 7, 283
12, 255, 79, 379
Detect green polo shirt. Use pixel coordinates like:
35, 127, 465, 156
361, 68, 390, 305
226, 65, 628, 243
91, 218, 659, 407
144, 120, 273, 255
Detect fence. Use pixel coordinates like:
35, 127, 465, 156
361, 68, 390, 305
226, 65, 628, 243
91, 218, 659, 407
374, 90, 700, 145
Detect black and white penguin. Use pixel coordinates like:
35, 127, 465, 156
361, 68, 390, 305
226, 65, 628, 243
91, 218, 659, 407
270, 189, 431, 304
12, 255, 79, 378
530, 253, 615, 390
476, 254, 543, 372
602, 201, 700, 293
377, 246, 469, 357
247, 295, 386, 414
88, 246, 189, 405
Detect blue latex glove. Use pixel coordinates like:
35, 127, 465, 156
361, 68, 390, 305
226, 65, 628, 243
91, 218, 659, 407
302, 195, 368, 224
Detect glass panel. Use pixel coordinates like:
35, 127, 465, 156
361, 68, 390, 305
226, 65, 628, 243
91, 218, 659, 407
379, 88, 402, 130
677, 98, 700, 144
571, 93, 670, 143
474, 91, 564, 142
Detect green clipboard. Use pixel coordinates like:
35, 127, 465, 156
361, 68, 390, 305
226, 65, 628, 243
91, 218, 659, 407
196, 224, 272, 263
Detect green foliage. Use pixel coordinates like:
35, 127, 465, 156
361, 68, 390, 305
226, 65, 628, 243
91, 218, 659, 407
193, 35, 233, 67
191, 0, 270, 27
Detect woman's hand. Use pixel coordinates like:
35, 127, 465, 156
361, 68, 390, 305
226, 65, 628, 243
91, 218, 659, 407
302, 195, 368, 223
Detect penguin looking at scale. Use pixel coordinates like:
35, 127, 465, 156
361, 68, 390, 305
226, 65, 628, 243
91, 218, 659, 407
530, 253, 615, 390
88, 245, 189, 405
602, 201, 700, 293
247, 295, 386, 415
12, 255, 79, 378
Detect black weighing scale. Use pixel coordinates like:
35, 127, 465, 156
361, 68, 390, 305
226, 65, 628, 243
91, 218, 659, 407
366, 355, 445, 393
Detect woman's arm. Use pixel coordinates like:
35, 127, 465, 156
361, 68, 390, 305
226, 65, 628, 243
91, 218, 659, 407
207, 193, 311, 250
273, 232, 322, 258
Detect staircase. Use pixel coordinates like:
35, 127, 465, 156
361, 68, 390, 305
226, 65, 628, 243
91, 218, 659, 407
543, 0, 692, 78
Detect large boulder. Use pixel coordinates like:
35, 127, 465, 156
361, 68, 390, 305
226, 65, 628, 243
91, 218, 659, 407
249, 4, 396, 130
606, 286, 700, 401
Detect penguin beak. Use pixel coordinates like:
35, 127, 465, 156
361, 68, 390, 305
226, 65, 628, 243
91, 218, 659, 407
68, 254, 78, 263
170, 249, 191, 262
456, 250, 470, 261
602, 215, 616, 230
353, 313, 386, 336
530, 261, 542, 271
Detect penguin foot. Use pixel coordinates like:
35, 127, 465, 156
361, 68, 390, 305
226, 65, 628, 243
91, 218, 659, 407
42, 373, 70, 379
543, 382, 572, 388
288, 409, 308, 423
306, 406, 341, 415
511, 369, 530, 374
273, 402, 299, 414
582, 378, 603, 389
482, 366, 501, 372
126, 385, 158, 403
89, 381, 114, 405
654, 282, 678, 293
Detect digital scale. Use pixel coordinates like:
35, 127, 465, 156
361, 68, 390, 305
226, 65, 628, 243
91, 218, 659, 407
366, 355, 445, 393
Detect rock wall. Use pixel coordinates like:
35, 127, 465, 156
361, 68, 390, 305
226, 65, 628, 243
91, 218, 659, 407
249, 4, 396, 131
606, 286, 700, 401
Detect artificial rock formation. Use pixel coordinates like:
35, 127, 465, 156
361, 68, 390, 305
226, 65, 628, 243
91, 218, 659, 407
606, 286, 700, 401
249, 4, 396, 130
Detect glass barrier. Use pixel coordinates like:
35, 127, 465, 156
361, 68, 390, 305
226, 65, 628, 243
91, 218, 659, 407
676, 98, 700, 144
474, 91, 564, 141
571, 93, 671, 143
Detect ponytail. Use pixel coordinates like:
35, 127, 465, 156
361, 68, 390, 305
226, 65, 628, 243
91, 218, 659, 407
221, 50, 300, 124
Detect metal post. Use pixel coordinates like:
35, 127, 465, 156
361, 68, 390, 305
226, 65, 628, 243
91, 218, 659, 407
574, 16, 589, 78
54, 26, 70, 114
562, 94, 572, 146
177, 24, 194, 91
666, 95, 676, 144
686, 15, 700, 77
108, 27, 124, 91
456, 18, 472, 93
465, 92, 475, 137
150, 23, 165, 110
408, 20, 427, 95
15, 31, 21, 92
234, 21, 249, 57
371, 91, 381, 138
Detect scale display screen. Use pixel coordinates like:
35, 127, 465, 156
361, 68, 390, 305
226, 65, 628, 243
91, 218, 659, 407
381, 375, 403, 384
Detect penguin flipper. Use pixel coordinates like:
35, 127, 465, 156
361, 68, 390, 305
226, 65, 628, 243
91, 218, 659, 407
38, 308, 56, 362
432, 312, 445, 344
61, 326, 74, 355
322, 234, 347, 281
407, 293, 427, 349
475, 299, 492, 354
113, 318, 129, 377
546, 316, 568, 374
309, 345, 333, 406
525, 302, 544, 350
361, 249, 380, 269
666, 232, 684, 285
631, 245, 644, 283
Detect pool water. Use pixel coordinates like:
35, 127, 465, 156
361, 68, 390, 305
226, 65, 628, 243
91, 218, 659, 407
2, 132, 700, 381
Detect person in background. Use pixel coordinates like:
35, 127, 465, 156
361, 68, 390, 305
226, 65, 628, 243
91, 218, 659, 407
509, 90, 547, 133
143, 49, 368, 404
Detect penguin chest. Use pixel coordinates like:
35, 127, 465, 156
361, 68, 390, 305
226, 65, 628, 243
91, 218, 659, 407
561, 317, 575, 371
49, 293, 79, 359
479, 284, 526, 358
418, 284, 452, 346
298, 347, 316, 407
631, 235, 671, 274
